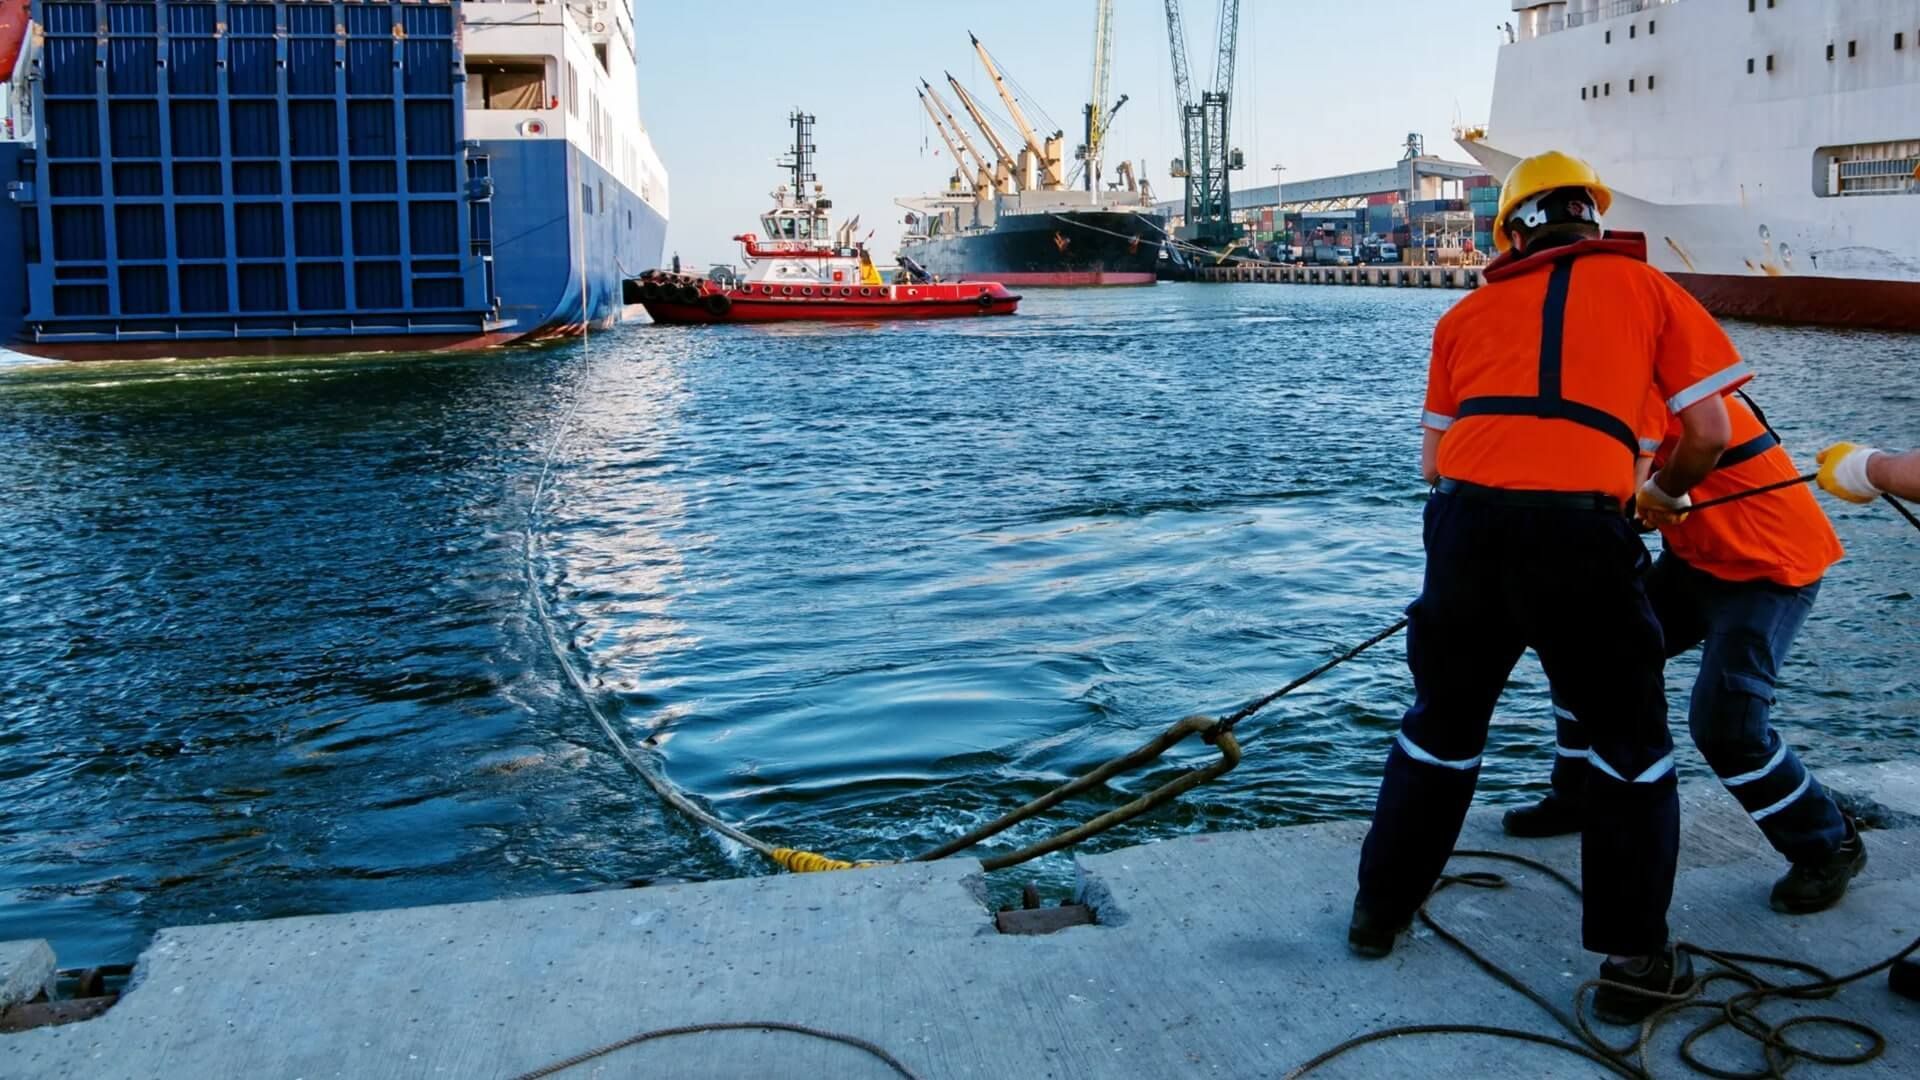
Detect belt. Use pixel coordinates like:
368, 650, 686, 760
1435, 478, 1621, 513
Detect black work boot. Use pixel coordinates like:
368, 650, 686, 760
1769, 823, 1867, 915
1591, 946, 1697, 1025
1347, 899, 1410, 959
1891, 955, 1920, 1002
1501, 794, 1583, 839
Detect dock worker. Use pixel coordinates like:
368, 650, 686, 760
1814, 438, 1920, 1002
1815, 442, 1920, 504
1351, 150, 1741, 1026
1504, 392, 1866, 916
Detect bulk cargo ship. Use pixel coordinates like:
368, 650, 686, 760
896, 26, 1164, 287
1464, 0, 1920, 331
0, 0, 667, 361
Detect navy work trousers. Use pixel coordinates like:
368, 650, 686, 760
1357, 491, 1679, 957
1547, 552, 1846, 865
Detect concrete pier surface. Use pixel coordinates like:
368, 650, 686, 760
4, 763, 1916, 1079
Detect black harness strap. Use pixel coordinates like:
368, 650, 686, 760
1453, 257, 1642, 457
1735, 388, 1778, 439
1706, 389, 1784, 472
1714, 430, 1781, 472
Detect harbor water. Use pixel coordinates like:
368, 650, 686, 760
2, 286, 1915, 967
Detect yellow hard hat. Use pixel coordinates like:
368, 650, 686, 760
1492, 151, 1613, 253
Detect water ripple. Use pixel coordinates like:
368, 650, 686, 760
2, 286, 1914, 963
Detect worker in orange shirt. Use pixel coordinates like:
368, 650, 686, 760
1504, 393, 1866, 915
1352, 152, 1740, 1027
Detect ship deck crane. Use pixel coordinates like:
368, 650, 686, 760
1164, 0, 1244, 248
917, 86, 982, 197
970, 33, 1065, 190
945, 74, 1020, 194
919, 80, 996, 197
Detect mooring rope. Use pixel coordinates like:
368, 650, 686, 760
525, 212, 1911, 879
524, 328, 782, 861
524, 356, 1909, 1077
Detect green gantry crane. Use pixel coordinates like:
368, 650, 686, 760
1164, 0, 1244, 248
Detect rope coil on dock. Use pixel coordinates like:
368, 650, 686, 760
1287, 849, 1915, 1080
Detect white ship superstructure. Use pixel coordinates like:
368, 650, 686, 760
1466, 0, 1920, 329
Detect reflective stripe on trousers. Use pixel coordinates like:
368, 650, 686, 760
1545, 553, 1847, 864
1357, 492, 1677, 957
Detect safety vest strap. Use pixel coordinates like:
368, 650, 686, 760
1453, 258, 1642, 458
1713, 430, 1781, 472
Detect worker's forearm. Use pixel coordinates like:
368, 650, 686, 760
1867, 448, 1920, 501
1658, 439, 1725, 495
1421, 428, 1443, 486
1658, 396, 1731, 496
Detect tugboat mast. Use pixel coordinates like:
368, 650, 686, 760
782, 109, 818, 202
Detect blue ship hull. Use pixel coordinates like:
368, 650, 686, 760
0, 1, 665, 361
480, 138, 668, 340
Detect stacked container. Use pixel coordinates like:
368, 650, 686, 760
1470, 183, 1502, 257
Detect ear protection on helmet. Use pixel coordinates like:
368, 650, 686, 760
1511, 187, 1603, 232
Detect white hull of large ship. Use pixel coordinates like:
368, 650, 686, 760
1463, 138, 1920, 331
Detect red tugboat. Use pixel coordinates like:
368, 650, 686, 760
632, 111, 1020, 325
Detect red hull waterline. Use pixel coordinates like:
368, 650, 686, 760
639, 279, 1021, 325
3, 310, 633, 362
9, 328, 548, 363
1674, 273, 1920, 333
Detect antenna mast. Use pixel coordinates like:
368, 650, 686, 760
781, 109, 817, 197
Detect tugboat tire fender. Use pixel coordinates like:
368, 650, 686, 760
639, 280, 663, 303
676, 284, 701, 304
702, 292, 732, 317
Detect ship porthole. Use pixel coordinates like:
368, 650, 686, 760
782, 286, 793, 296
842, 288, 852, 297
803, 287, 814, 296
860, 287, 873, 298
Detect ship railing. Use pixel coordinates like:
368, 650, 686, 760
1547, 0, 1682, 35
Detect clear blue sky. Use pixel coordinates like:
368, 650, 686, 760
636, 1, 1517, 267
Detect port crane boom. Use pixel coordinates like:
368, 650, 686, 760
970, 33, 1066, 190
1079, 0, 1129, 192
917, 86, 983, 197
920, 80, 996, 196
945, 74, 1019, 194
1163, 0, 1244, 247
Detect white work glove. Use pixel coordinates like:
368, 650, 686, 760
1816, 443, 1883, 504
1636, 475, 1691, 528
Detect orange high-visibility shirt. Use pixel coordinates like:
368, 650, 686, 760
1642, 393, 1843, 587
1422, 238, 1751, 504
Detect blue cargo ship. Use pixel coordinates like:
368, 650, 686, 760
0, 0, 667, 361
